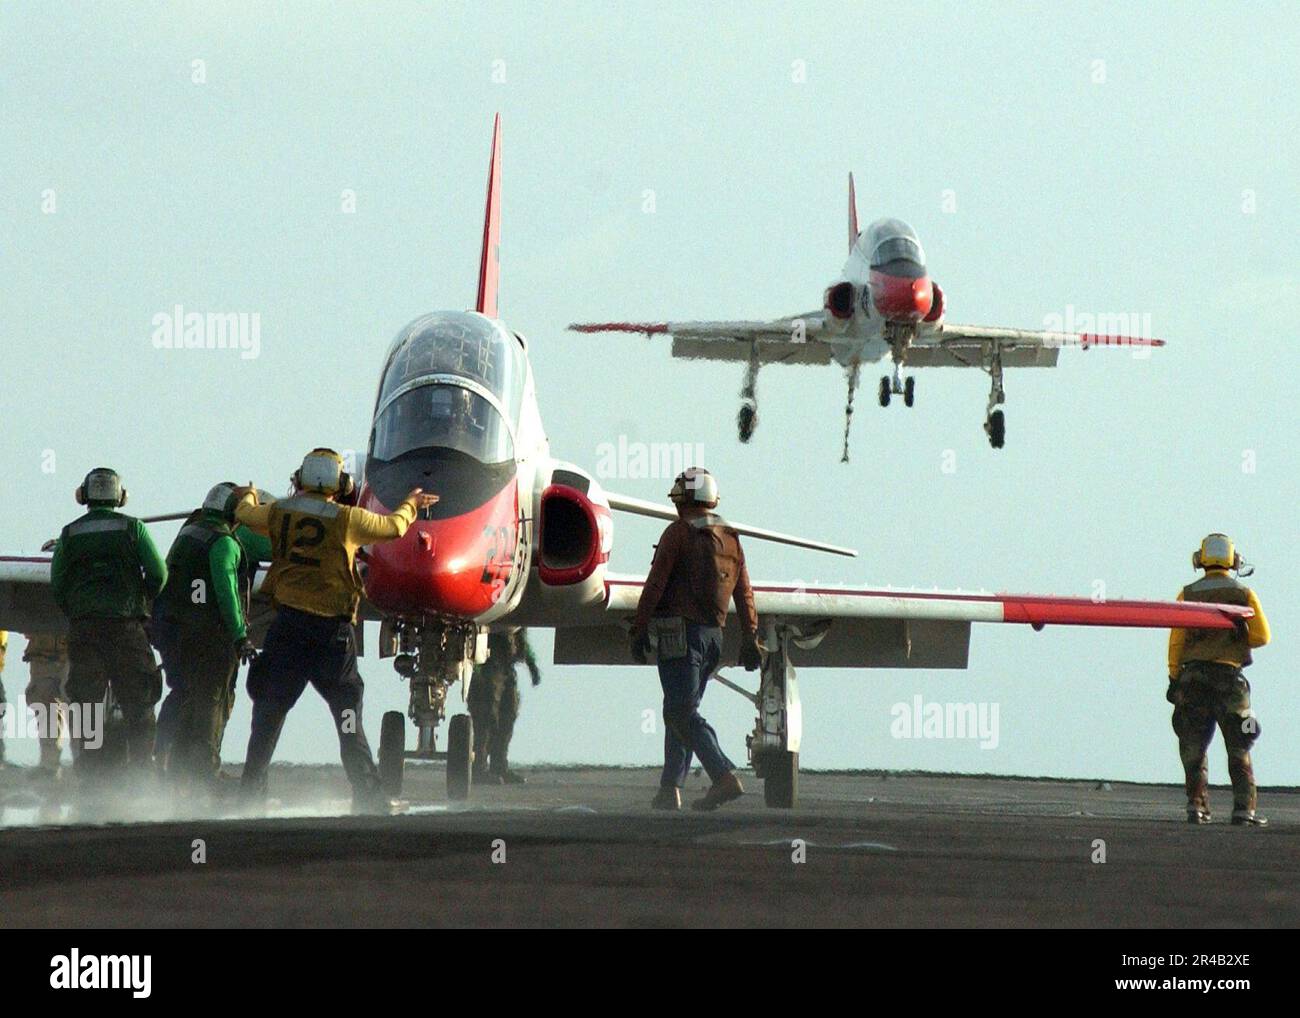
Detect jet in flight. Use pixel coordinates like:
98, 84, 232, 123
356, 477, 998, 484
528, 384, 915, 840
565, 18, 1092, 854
571, 173, 1164, 457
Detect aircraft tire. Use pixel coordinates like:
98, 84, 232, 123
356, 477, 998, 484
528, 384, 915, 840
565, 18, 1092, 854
447, 714, 474, 801
763, 751, 799, 809
378, 711, 406, 796
988, 410, 1006, 449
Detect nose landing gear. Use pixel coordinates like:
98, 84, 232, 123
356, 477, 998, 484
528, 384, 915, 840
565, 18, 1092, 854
378, 619, 484, 801
877, 365, 916, 408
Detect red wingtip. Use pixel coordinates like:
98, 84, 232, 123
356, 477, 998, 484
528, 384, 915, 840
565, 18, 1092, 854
475, 113, 502, 319
848, 172, 859, 254
568, 322, 669, 335
1076, 333, 1166, 349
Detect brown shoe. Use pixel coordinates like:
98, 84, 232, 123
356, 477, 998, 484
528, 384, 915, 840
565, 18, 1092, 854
691, 771, 744, 811
651, 786, 681, 811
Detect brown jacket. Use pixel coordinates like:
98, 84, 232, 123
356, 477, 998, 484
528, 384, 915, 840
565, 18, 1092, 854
634, 514, 758, 635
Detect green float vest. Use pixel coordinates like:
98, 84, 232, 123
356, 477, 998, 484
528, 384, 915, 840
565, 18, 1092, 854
57, 511, 149, 619
159, 515, 248, 632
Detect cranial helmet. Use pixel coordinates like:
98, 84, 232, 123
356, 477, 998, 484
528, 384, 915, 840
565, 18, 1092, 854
293, 448, 354, 497
76, 468, 127, 507
202, 481, 241, 521
1193, 533, 1241, 572
668, 467, 719, 508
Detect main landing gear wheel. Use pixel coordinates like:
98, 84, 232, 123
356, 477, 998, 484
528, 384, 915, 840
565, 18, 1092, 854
446, 713, 474, 801
763, 751, 799, 809
378, 710, 406, 796
986, 409, 1006, 449
737, 401, 757, 443
878, 376, 891, 407
903, 376, 915, 407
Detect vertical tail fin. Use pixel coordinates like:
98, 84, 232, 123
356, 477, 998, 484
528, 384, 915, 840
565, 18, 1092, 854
475, 113, 503, 319
847, 172, 859, 254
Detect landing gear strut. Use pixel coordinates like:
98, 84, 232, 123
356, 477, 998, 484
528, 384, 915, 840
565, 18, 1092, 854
378, 619, 485, 800
738, 343, 760, 442
840, 359, 860, 463
983, 350, 1007, 449
746, 622, 805, 809
878, 364, 915, 409
878, 323, 917, 412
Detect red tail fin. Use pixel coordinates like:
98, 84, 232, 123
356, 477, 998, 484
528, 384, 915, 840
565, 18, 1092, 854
848, 172, 859, 254
475, 114, 502, 318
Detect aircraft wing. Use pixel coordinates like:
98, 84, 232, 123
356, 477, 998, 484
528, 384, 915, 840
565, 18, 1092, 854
905, 324, 1165, 369
0, 557, 64, 634
570, 317, 835, 366
605, 491, 855, 558
552, 575, 1252, 669
0, 555, 281, 643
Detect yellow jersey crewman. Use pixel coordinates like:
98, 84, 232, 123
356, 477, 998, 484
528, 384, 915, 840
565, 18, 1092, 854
1167, 533, 1271, 826
232, 449, 437, 813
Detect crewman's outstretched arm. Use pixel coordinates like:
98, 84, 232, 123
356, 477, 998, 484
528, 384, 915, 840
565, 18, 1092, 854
234, 524, 273, 563
344, 496, 419, 548
234, 497, 273, 536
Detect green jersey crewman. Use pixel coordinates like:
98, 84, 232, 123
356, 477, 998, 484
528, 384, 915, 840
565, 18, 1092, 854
51, 468, 167, 782
155, 483, 263, 790
153, 499, 272, 767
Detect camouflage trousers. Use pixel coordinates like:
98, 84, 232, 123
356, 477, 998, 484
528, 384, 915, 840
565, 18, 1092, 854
25, 661, 70, 770
468, 666, 519, 776
1170, 661, 1258, 814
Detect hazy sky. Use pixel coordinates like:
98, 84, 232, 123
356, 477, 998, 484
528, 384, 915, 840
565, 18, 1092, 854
2, 2, 1296, 786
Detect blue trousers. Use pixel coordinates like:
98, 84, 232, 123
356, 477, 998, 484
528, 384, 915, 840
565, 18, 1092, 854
658, 623, 734, 787
241, 607, 380, 797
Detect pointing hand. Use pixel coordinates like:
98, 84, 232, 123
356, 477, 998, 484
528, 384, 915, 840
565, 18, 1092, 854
407, 488, 440, 511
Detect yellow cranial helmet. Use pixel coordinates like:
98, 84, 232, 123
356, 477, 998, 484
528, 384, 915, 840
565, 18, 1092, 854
1193, 533, 1240, 572
294, 448, 355, 496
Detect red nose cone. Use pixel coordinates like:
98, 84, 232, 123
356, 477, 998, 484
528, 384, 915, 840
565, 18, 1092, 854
871, 271, 933, 321
363, 480, 518, 619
